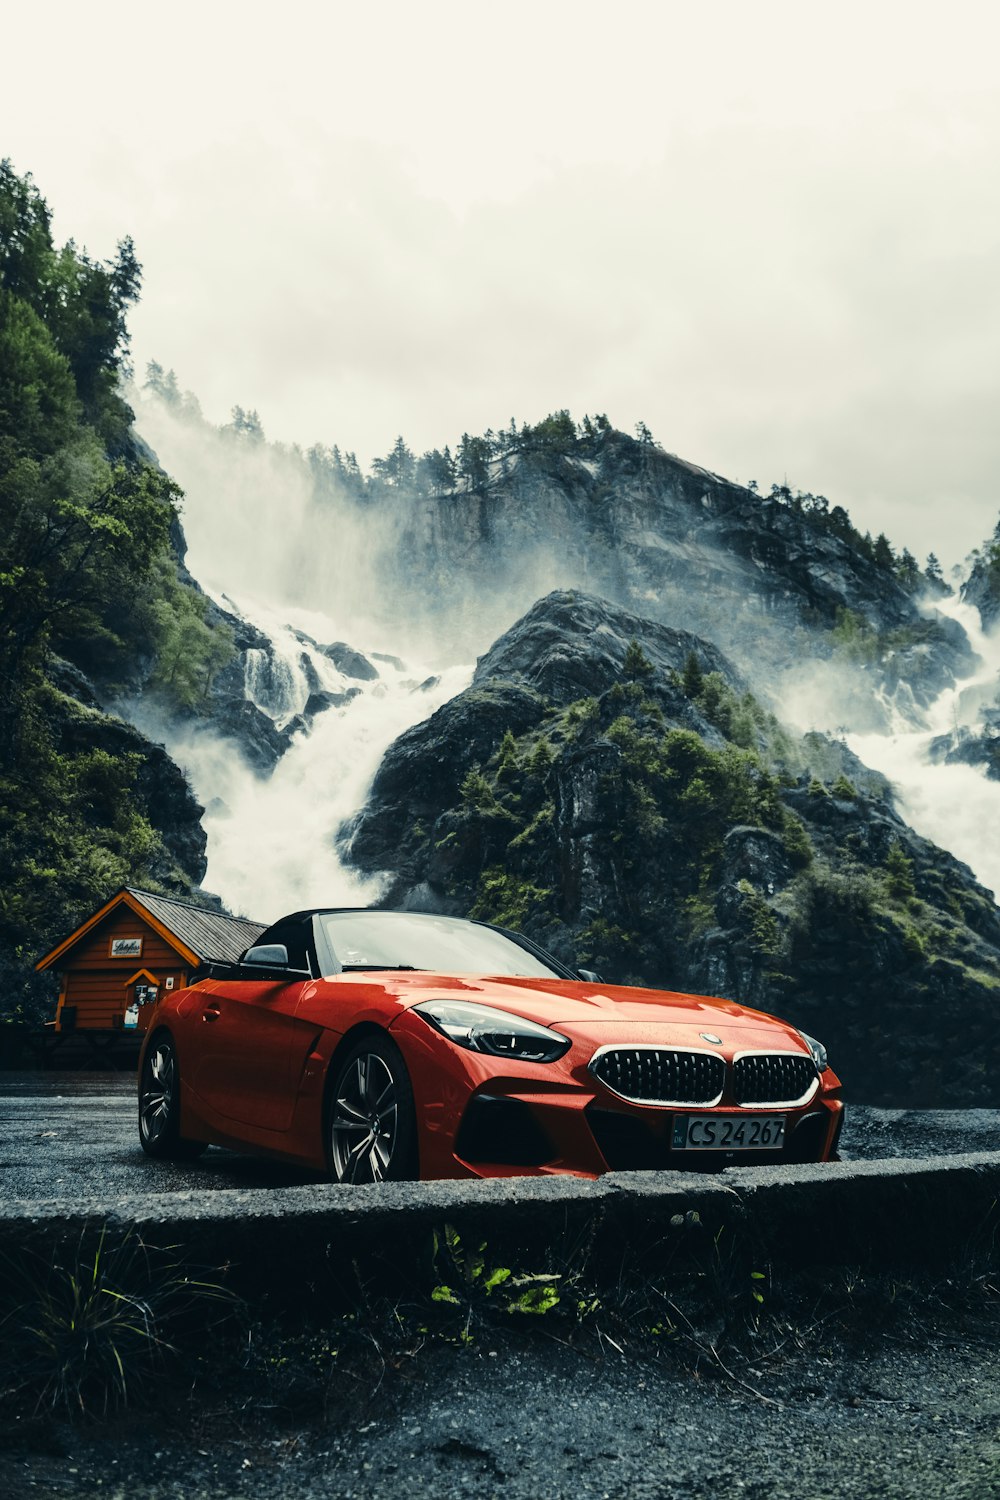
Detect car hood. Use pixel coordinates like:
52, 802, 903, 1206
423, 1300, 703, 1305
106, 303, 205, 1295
329, 970, 805, 1041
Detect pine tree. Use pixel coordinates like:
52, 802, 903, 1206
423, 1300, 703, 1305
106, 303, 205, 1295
623, 638, 654, 680
496, 729, 519, 782
873, 533, 895, 569
682, 651, 704, 699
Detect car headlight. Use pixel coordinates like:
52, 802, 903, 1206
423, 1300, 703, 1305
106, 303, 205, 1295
799, 1031, 829, 1073
413, 1000, 571, 1063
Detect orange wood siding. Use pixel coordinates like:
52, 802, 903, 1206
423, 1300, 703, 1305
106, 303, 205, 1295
56, 907, 189, 1031
68, 906, 182, 971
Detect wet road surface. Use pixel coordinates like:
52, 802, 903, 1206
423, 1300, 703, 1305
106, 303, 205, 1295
1, 1073, 997, 1202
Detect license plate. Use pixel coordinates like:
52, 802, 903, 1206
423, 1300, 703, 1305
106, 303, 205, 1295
672, 1114, 786, 1151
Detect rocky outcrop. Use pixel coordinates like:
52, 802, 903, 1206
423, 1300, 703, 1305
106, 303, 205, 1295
962, 539, 1000, 632
298, 634, 379, 682
174, 595, 374, 772
474, 590, 741, 704
929, 710, 1000, 782
390, 433, 975, 710
344, 591, 1000, 1107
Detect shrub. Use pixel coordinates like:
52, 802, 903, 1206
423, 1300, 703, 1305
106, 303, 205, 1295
468, 868, 552, 928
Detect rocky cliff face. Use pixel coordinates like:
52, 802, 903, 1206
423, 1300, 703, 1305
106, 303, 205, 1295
962, 539, 1000, 633
386, 433, 973, 715
927, 523, 1000, 776
345, 591, 1000, 1107
929, 707, 1000, 782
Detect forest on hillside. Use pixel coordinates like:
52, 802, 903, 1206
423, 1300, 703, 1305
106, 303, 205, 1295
0, 162, 232, 1019
146, 361, 950, 594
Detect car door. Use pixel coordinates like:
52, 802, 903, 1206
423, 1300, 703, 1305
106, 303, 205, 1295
188, 920, 320, 1132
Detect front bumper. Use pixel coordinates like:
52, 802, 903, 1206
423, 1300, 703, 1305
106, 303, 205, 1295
390, 1009, 844, 1179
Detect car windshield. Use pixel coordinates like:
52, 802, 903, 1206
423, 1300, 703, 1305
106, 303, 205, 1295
316, 912, 564, 978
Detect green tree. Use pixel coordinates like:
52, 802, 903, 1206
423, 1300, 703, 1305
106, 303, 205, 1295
681, 651, 704, 699
456, 433, 491, 490
0, 162, 236, 1020
372, 435, 415, 489
885, 841, 917, 903
415, 446, 455, 493
623, 638, 654, 681
524, 411, 577, 454
873, 533, 895, 569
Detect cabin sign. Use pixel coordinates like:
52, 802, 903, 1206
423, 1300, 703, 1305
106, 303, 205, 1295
110, 938, 142, 958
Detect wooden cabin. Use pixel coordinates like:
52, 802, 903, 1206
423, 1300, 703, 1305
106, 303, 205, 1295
36, 888, 266, 1048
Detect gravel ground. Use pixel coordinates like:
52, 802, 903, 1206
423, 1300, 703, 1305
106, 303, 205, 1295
2, 1328, 998, 1499
1, 1074, 997, 1203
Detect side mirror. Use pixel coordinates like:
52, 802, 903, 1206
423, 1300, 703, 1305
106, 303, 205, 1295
577, 968, 603, 984
243, 944, 291, 967
241, 944, 311, 978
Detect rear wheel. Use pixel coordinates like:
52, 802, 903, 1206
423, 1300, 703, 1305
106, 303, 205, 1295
326, 1034, 417, 1183
138, 1035, 207, 1160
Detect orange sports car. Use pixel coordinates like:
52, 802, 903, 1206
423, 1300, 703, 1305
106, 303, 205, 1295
138, 909, 843, 1181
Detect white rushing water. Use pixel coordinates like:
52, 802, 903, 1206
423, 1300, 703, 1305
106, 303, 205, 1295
841, 597, 1000, 900
135, 396, 474, 920
161, 594, 472, 920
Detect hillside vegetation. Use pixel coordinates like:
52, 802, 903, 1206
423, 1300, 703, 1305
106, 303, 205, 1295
0, 163, 231, 1020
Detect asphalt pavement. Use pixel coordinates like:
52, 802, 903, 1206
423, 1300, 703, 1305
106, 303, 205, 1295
1, 1073, 997, 1202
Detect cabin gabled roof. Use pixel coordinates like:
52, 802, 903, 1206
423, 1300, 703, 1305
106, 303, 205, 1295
35, 888, 267, 972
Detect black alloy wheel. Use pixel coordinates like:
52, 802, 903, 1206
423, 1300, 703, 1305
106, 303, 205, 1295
327, 1034, 418, 1183
138, 1034, 207, 1160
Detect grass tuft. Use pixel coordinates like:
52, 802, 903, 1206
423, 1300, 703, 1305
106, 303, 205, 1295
0, 1227, 238, 1417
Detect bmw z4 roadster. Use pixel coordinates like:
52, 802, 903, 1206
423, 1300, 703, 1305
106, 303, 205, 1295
138, 909, 843, 1181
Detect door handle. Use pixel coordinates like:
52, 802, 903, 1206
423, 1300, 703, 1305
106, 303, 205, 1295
201, 1005, 222, 1022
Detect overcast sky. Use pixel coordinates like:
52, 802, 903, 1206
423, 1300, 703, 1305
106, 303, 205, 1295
4, 0, 1000, 566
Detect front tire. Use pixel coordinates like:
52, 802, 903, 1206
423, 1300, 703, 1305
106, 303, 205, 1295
138, 1034, 207, 1160
326, 1034, 417, 1183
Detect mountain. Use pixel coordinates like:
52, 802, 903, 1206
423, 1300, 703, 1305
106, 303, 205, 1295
383, 428, 972, 722
344, 591, 1000, 1107
138, 390, 980, 749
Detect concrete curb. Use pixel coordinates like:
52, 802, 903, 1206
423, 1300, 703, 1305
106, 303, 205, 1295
3, 1154, 998, 1289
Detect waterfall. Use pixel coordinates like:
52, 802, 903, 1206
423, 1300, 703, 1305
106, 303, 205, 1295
134, 390, 1000, 918
243, 645, 308, 726
844, 597, 1000, 899
161, 613, 472, 919
133, 397, 474, 921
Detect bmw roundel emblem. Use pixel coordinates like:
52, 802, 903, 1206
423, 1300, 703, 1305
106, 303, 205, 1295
700, 1032, 723, 1045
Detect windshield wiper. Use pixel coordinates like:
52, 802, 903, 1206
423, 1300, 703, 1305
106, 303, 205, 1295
338, 964, 423, 972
